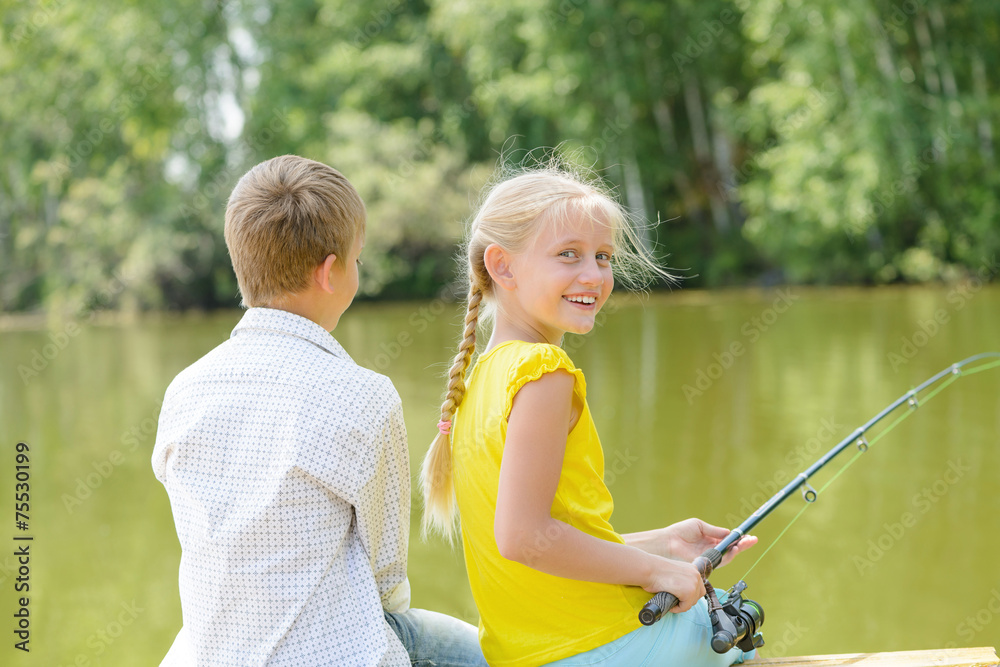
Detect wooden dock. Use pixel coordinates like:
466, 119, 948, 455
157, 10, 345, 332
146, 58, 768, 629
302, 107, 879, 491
753, 647, 999, 666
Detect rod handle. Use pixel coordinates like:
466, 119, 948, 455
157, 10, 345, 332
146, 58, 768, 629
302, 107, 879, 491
638, 548, 723, 626
639, 591, 677, 625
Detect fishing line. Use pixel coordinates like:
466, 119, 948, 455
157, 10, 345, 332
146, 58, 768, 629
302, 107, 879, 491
738, 355, 1000, 581
639, 353, 1000, 640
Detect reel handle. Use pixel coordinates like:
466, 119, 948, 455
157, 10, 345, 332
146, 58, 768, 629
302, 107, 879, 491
638, 548, 722, 626
712, 626, 739, 653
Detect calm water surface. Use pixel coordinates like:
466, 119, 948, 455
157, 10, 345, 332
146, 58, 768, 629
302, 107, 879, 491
1, 285, 998, 664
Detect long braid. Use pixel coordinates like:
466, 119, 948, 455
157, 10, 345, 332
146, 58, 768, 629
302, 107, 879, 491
440, 285, 482, 418
420, 283, 483, 540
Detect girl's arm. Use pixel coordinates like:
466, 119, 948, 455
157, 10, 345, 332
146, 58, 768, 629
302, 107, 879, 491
494, 369, 705, 612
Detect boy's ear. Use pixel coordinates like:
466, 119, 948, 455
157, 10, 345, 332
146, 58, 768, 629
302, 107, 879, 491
314, 253, 339, 294
484, 243, 516, 290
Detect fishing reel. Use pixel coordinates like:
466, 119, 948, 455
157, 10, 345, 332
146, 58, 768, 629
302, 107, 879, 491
707, 580, 765, 654
639, 551, 765, 654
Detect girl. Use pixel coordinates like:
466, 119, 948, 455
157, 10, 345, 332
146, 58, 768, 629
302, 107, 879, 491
421, 166, 757, 667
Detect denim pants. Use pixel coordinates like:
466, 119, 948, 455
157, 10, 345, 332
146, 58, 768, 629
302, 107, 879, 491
384, 608, 488, 667
543, 594, 755, 667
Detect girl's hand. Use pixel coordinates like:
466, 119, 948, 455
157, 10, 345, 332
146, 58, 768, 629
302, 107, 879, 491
642, 556, 705, 613
624, 519, 757, 566
663, 518, 757, 567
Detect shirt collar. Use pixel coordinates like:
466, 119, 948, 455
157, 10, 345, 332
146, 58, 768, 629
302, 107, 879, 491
231, 307, 352, 361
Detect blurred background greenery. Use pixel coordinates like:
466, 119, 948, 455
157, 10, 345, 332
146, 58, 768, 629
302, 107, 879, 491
2, 0, 999, 316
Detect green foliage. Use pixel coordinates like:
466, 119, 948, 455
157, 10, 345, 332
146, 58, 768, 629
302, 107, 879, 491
734, 0, 1000, 283
1, 0, 997, 313
312, 110, 488, 298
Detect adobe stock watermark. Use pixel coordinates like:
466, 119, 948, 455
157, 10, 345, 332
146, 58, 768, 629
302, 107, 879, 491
53, 64, 169, 177
852, 458, 970, 575
9, 0, 70, 47
17, 268, 133, 385
365, 280, 621, 375
177, 108, 290, 222
346, 0, 406, 51
718, 82, 838, 204
723, 417, 843, 527
583, 115, 631, 163
55, 600, 145, 667
848, 124, 961, 239
762, 619, 809, 659
671, 8, 739, 71
682, 289, 799, 404
385, 80, 514, 189
543, 0, 586, 26
61, 401, 163, 513
389, 106, 624, 190
876, 0, 927, 38
886, 254, 998, 371
385, 82, 500, 188
518, 446, 639, 566
944, 587, 1000, 647
0, 553, 17, 587
361, 294, 452, 373
583, 447, 638, 500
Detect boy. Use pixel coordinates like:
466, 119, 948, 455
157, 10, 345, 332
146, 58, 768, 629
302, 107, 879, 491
152, 155, 484, 666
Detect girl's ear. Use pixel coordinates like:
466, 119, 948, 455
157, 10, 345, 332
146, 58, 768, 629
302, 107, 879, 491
484, 243, 516, 291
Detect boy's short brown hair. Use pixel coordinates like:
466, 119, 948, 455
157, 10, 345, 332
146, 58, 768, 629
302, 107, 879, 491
224, 155, 366, 307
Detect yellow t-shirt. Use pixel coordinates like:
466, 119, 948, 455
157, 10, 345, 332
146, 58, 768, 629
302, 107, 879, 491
452, 340, 649, 667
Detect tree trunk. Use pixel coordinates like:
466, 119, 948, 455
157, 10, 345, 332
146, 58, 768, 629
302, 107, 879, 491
683, 74, 730, 232
643, 54, 702, 223
652, 97, 702, 218
928, 5, 958, 100
832, 13, 858, 103
595, 8, 652, 247
971, 53, 994, 166
913, 13, 941, 96
710, 110, 740, 228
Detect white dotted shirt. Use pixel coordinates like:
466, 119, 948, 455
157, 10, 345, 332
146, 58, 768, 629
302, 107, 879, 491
152, 307, 411, 666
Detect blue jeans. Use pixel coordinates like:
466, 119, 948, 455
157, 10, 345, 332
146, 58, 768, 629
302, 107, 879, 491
543, 594, 755, 667
385, 608, 487, 667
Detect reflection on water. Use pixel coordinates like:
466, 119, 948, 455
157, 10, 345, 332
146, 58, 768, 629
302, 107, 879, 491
1, 286, 997, 664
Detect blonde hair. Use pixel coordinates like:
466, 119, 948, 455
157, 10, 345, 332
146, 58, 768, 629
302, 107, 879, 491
420, 163, 673, 540
224, 155, 366, 307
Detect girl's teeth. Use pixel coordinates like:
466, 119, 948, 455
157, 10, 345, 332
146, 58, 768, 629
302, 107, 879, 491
567, 296, 596, 304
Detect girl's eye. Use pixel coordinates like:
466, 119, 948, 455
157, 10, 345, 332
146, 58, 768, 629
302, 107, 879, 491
559, 250, 578, 259
597, 252, 612, 262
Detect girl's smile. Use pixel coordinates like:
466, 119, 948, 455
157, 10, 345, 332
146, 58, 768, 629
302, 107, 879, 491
564, 294, 599, 306
489, 208, 615, 346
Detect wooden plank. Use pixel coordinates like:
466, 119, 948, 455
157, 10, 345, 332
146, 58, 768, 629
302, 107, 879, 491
751, 647, 999, 667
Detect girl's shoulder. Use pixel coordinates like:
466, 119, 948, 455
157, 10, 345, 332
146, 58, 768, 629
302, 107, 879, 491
484, 340, 577, 370
482, 340, 586, 399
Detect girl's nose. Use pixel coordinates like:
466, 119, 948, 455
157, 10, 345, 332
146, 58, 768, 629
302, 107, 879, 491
579, 259, 605, 286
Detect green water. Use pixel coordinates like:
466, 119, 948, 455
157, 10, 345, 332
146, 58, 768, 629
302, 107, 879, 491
1, 285, 998, 665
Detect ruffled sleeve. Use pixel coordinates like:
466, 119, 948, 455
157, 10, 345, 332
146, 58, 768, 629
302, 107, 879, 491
502, 343, 586, 421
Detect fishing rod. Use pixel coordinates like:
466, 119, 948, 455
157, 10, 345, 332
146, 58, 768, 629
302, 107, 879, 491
638, 351, 1000, 654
